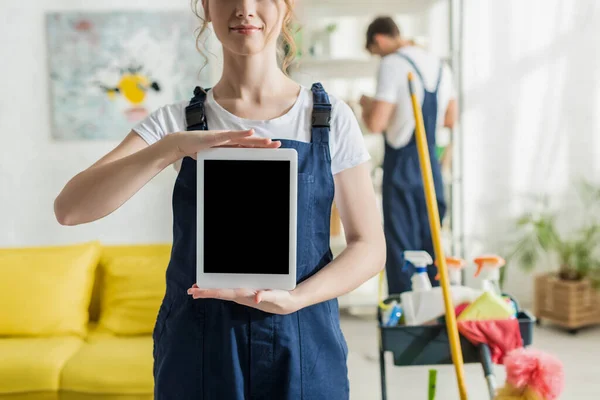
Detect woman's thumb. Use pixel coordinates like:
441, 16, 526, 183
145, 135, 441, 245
255, 290, 273, 304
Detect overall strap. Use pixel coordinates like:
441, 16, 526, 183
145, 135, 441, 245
398, 52, 444, 95
434, 62, 444, 94
185, 86, 210, 131
310, 83, 332, 146
396, 52, 425, 86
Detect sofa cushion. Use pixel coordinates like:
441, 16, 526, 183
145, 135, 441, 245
0, 394, 58, 400
0, 241, 101, 336
97, 245, 171, 335
0, 337, 82, 394
60, 393, 151, 400
60, 335, 153, 395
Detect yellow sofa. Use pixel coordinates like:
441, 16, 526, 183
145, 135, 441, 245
0, 241, 172, 400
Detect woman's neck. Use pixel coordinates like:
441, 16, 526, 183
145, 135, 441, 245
214, 49, 292, 101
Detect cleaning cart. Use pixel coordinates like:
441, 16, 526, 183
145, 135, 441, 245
377, 287, 535, 400
375, 73, 535, 400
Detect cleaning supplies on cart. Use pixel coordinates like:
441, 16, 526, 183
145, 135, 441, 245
456, 290, 522, 364
405, 250, 434, 291
382, 301, 404, 326
435, 256, 467, 285
457, 291, 515, 321
474, 255, 506, 295
401, 251, 482, 326
428, 369, 438, 400
457, 318, 523, 364
502, 295, 519, 317
401, 286, 482, 326
455, 302, 470, 318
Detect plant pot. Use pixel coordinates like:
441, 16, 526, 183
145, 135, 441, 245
534, 272, 600, 333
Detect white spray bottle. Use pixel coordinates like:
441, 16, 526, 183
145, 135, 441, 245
474, 255, 506, 295
401, 251, 483, 326
404, 250, 433, 291
434, 256, 467, 286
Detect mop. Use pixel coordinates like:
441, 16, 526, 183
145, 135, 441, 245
407, 73, 565, 400
407, 71, 469, 400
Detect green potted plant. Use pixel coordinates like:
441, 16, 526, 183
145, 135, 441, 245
506, 181, 600, 333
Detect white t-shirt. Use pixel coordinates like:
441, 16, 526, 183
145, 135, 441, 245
374, 46, 456, 149
133, 86, 371, 175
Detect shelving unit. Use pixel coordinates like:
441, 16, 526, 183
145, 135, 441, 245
292, 58, 380, 79
291, 0, 464, 309
295, 0, 442, 18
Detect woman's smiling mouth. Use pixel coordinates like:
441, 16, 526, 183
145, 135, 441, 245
230, 24, 262, 35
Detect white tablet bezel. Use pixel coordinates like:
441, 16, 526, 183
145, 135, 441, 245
196, 148, 298, 290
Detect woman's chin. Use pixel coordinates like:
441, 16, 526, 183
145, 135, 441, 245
224, 43, 268, 58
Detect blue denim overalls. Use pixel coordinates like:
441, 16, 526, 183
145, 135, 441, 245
152, 83, 349, 399
382, 53, 447, 295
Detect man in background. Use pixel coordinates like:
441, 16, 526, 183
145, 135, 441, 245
361, 16, 458, 295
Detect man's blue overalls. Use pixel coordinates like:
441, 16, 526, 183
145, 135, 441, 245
382, 53, 447, 295
152, 83, 350, 399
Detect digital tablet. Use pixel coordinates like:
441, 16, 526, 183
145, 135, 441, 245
196, 148, 298, 290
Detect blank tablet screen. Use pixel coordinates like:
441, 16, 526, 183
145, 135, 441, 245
203, 160, 290, 275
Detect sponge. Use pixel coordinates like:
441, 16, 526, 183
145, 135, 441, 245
457, 291, 514, 321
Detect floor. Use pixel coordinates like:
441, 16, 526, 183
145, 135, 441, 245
340, 312, 600, 400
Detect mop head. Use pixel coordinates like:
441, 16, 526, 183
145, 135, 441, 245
494, 348, 564, 400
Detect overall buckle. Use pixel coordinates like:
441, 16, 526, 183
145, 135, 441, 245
312, 104, 332, 128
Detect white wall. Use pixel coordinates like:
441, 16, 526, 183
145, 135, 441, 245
0, 0, 207, 247
460, 0, 600, 304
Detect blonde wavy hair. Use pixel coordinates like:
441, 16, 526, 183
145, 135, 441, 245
191, 0, 298, 75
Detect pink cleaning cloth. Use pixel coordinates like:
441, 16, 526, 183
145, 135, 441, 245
457, 319, 523, 364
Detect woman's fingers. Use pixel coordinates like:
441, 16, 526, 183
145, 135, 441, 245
217, 142, 281, 149
187, 286, 257, 302
255, 290, 267, 304
209, 129, 253, 147
233, 138, 282, 148
255, 290, 278, 304
187, 287, 241, 301
187, 287, 231, 300
233, 136, 270, 145
206, 129, 281, 149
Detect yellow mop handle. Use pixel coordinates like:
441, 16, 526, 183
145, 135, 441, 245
408, 72, 468, 400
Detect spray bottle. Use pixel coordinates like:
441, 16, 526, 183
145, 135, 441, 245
474, 255, 506, 295
401, 251, 483, 326
434, 256, 467, 286
404, 250, 434, 291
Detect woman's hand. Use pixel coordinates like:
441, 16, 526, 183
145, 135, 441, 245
187, 284, 302, 315
171, 129, 281, 159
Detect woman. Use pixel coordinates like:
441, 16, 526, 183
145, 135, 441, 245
54, 0, 385, 398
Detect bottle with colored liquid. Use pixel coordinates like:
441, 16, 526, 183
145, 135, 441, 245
382, 301, 404, 326
434, 256, 467, 286
474, 255, 506, 295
